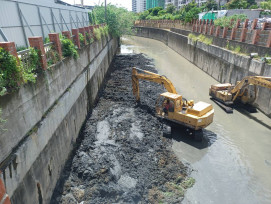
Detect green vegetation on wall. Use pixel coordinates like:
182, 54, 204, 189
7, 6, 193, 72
60, 35, 79, 59
0, 47, 39, 96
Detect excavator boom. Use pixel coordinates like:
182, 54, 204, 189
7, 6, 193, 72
209, 75, 271, 113
230, 76, 271, 95
132, 67, 177, 101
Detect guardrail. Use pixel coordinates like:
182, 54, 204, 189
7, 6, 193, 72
134, 19, 271, 48
0, 24, 106, 71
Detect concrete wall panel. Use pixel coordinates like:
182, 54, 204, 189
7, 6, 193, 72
0, 36, 118, 204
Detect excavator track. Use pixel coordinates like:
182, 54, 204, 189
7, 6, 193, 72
210, 98, 233, 113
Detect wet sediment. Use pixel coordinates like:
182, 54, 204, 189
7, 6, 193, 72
51, 53, 193, 204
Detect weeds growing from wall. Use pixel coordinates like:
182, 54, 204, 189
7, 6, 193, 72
94, 28, 102, 41
0, 47, 23, 95
79, 33, 85, 48
60, 36, 79, 59
86, 33, 94, 44
0, 47, 38, 95
22, 47, 39, 83
188, 34, 213, 45
225, 42, 247, 56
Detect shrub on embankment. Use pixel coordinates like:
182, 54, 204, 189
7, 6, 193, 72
0, 47, 38, 96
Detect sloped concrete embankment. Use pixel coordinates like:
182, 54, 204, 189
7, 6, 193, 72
135, 27, 271, 117
0, 36, 118, 204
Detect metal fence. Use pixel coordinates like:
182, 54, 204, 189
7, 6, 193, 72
0, 0, 90, 47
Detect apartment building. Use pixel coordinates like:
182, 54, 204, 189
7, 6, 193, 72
132, 0, 146, 12
177, 0, 229, 9
146, 0, 165, 9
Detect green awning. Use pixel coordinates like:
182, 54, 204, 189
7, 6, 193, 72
202, 12, 217, 20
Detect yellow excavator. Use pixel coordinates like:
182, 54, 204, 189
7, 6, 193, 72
132, 67, 214, 135
209, 76, 271, 113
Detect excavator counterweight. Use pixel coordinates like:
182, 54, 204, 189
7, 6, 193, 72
132, 67, 214, 131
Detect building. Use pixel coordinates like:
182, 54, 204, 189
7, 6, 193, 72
132, 0, 146, 12
165, 0, 178, 7
177, 0, 228, 9
146, 0, 165, 10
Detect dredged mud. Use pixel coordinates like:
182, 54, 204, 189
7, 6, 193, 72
50, 53, 193, 204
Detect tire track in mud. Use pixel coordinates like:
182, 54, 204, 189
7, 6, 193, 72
51, 54, 194, 204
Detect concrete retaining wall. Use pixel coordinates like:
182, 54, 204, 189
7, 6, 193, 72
170, 28, 271, 57
0, 36, 119, 204
135, 27, 271, 117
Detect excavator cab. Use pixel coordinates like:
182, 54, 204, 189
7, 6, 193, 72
156, 93, 181, 117
132, 67, 214, 132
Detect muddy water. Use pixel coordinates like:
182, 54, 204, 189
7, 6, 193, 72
121, 36, 271, 204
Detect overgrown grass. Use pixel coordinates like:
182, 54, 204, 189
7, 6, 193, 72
225, 42, 247, 56
188, 34, 213, 45
93, 28, 102, 41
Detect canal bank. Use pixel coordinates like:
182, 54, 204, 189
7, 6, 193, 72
0, 37, 119, 204
121, 36, 271, 204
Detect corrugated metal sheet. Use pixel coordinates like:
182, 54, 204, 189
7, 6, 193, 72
0, 0, 90, 47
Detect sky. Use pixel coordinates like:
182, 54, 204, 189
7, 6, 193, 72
62, 0, 132, 11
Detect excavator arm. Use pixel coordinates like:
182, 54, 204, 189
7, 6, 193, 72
230, 76, 271, 102
132, 67, 177, 102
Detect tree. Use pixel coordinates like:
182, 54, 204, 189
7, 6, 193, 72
166, 4, 176, 14
92, 4, 137, 37
226, 0, 248, 9
139, 10, 150, 20
261, 0, 271, 10
158, 10, 167, 16
179, 1, 201, 22
203, 0, 218, 11
183, 0, 198, 12
150, 7, 163, 16
185, 7, 201, 22
247, 0, 257, 8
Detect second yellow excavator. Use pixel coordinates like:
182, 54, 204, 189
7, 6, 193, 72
132, 67, 214, 135
209, 76, 271, 113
